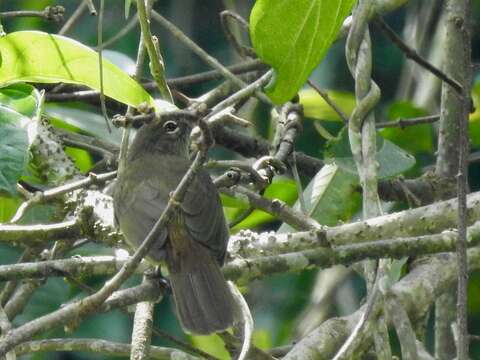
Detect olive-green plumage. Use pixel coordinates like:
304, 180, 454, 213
113, 115, 235, 334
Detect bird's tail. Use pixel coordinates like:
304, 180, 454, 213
165, 240, 235, 334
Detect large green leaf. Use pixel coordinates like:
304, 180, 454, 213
0, 31, 154, 108
0, 84, 41, 195
326, 128, 416, 179
278, 163, 360, 232
0, 106, 30, 194
250, 0, 356, 103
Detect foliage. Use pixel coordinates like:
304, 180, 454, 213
250, 0, 356, 103
0, 1, 479, 359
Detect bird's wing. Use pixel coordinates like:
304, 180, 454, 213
113, 177, 169, 262
181, 170, 230, 263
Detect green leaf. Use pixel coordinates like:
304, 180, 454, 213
190, 334, 230, 360
326, 128, 416, 179
278, 163, 360, 232
232, 179, 298, 230
250, 0, 356, 103
469, 80, 480, 147
65, 147, 93, 173
253, 329, 272, 350
125, 0, 132, 18
299, 88, 356, 121
220, 193, 249, 209
0, 106, 30, 194
0, 196, 22, 222
0, 84, 41, 195
387, 257, 408, 284
0, 31, 154, 108
0, 83, 39, 118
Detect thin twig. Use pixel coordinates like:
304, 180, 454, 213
375, 17, 463, 94
58, 0, 88, 35
307, 80, 349, 123
0, 6, 65, 22
147, 8, 271, 104
45, 59, 267, 102
376, 114, 440, 129
97, 0, 112, 133
85, 0, 97, 15
220, 11, 252, 58
222, 186, 319, 231
118, 18, 147, 176
94, 14, 139, 50
10, 171, 117, 224
136, 0, 173, 102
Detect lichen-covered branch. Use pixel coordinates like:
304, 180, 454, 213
130, 277, 157, 360
283, 247, 480, 359
14, 338, 199, 360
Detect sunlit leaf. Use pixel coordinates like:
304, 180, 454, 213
0, 31, 154, 108
190, 334, 229, 360
65, 147, 93, 173
300, 88, 355, 122
0, 196, 22, 222
125, 0, 132, 18
469, 80, 480, 147
253, 329, 273, 350
250, 0, 356, 103
232, 179, 298, 230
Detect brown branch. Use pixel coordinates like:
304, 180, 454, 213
375, 17, 463, 94
376, 114, 440, 129
0, 6, 65, 22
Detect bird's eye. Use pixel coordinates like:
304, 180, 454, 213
163, 121, 178, 134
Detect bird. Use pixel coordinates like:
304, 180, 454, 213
113, 114, 235, 334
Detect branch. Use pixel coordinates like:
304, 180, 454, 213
225, 222, 480, 285
222, 186, 319, 231
0, 256, 149, 282
3, 222, 480, 286
375, 18, 463, 94
10, 171, 116, 224
0, 220, 79, 246
283, 246, 480, 359
136, 0, 173, 102
130, 287, 155, 360
376, 114, 440, 129
3, 191, 480, 282
14, 338, 199, 360
0, 6, 65, 22
58, 0, 88, 35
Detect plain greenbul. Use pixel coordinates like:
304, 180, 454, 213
113, 114, 235, 334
